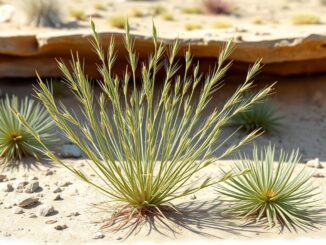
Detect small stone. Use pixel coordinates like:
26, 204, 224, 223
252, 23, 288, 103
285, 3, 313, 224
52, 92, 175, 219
14, 208, 24, 214
29, 176, 38, 181
16, 181, 29, 193
29, 213, 37, 218
18, 197, 39, 208
9, 177, 16, 180
45, 220, 57, 224
54, 224, 67, 230
60, 181, 72, 187
306, 158, 323, 169
3, 232, 11, 237
66, 212, 80, 217
0, 174, 7, 182
116, 236, 123, 240
45, 169, 54, 176
93, 232, 105, 239
53, 194, 62, 201
3, 183, 14, 192
25, 181, 40, 193
4, 204, 12, 209
61, 142, 82, 158
313, 172, 325, 178
190, 195, 196, 200
53, 187, 62, 193
39, 205, 55, 217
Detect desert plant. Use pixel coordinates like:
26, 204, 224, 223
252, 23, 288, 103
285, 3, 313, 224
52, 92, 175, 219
160, 12, 174, 21
218, 145, 320, 230
129, 7, 144, 18
184, 22, 202, 30
291, 13, 320, 25
69, 9, 86, 20
251, 16, 263, 25
0, 95, 57, 167
149, 5, 167, 16
16, 20, 274, 230
93, 3, 106, 11
228, 96, 282, 134
19, 0, 63, 27
212, 20, 232, 29
107, 16, 127, 29
182, 6, 203, 14
202, 0, 232, 15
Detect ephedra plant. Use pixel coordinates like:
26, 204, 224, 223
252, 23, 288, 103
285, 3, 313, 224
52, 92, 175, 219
17, 20, 274, 230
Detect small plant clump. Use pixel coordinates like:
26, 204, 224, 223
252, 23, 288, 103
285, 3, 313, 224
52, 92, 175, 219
19, 0, 63, 27
219, 145, 320, 230
69, 9, 86, 21
17, 20, 274, 231
0, 95, 57, 167
149, 5, 167, 16
228, 96, 282, 134
184, 22, 203, 31
211, 20, 232, 29
291, 13, 320, 25
129, 7, 144, 18
202, 0, 232, 15
93, 3, 106, 11
160, 12, 174, 21
251, 16, 263, 25
182, 6, 203, 15
107, 16, 127, 29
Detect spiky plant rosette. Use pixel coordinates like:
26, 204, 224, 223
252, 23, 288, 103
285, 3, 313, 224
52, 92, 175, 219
218, 145, 320, 230
0, 95, 57, 167
16, 20, 274, 230
229, 96, 282, 134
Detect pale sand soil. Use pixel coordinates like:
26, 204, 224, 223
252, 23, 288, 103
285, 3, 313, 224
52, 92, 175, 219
1, 0, 326, 41
0, 159, 325, 245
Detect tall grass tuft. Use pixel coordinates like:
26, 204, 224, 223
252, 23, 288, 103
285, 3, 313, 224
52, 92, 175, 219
19, 0, 63, 27
16, 20, 274, 230
219, 145, 320, 230
0, 95, 57, 168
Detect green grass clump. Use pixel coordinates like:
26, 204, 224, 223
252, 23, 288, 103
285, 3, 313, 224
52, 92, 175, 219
17, 20, 274, 230
129, 7, 144, 18
182, 6, 203, 14
160, 12, 174, 21
212, 20, 232, 29
93, 3, 106, 11
19, 0, 63, 27
149, 5, 167, 16
107, 16, 127, 29
219, 145, 320, 230
69, 9, 86, 20
251, 16, 263, 24
184, 22, 202, 30
291, 13, 320, 25
229, 96, 282, 134
0, 95, 57, 167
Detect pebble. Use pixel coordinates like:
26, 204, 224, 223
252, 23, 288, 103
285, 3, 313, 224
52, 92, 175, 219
45, 169, 54, 176
67, 212, 80, 217
4, 204, 12, 209
53, 194, 63, 201
29, 213, 37, 218
0, 174, 7, 182
60, 181, 72, 187
53, 187, 62, 193
16, 181, 29, 193
306, 158, 323, 169
45, 220, 57, 224
190, 195, 196, 200
61, 142, 82, 158
3, 183, 14, 192
25, 181, 40, 193
313, 172, 325, 178
93, 232, 105, 239
18, 197, 39, 208
39, 205, 55, 217
54, 224, 67, 230
14, 208, 24, 214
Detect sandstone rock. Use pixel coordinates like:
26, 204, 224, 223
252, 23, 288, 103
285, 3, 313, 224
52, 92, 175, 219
53, 194, 62, 201
39, 205, 55, 217
53, 187, 62, 193
16, 181, 29, 193
25, 181, 40, 193
29, 213, 37, 218
18, 197, 39, 208
3, 183, 14, 192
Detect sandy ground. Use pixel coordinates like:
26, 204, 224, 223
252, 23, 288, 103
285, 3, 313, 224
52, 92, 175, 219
0, 158, 325, 245
1, 0, 326, 41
